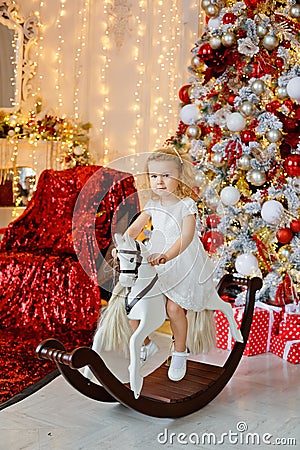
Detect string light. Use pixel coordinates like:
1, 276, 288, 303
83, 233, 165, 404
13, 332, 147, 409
73, 0, 89, 120
34, 1, 45, 108
98, 0, 113, 165
54, 0, 67, 113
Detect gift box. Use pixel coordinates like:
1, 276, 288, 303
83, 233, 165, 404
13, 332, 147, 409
215, 305, 282, 356
269, 335, 300, 364
277, 310, 300, 340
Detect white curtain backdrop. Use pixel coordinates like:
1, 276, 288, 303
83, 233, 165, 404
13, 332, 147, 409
18, 0, 206, 167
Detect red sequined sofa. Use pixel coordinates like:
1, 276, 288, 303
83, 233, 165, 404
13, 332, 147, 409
0, 165, 139, 333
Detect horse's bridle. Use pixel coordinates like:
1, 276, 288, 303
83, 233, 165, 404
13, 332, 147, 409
117, 240, 159, 315
118, 241, 143, 276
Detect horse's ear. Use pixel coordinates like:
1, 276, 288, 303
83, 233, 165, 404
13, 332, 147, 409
123, 232, 135, 248
114, 233, 123, 247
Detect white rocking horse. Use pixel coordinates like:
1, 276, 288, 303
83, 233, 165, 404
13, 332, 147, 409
85, 232, 243, 399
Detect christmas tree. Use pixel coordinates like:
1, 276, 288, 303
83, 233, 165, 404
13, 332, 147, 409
168, 0, 300, 304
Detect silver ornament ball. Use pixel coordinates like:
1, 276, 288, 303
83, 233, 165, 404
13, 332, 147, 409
211, 152, 225, 167
240, 101, 255, 117
206, 194, 219, 211
266, 129, 282, 143
256, 24, 268, 37
251, 80, 266, 95
290, 4, 300, 19
187, 125, 201, 139
262, 34, 279, 51
277, 86, 288, 99
221, 32, 236, 47
201, 0, 211, 9
238, 154, 252, 170
205, 4, 220, 18
209, 36, 222, 50
247, 169, 266, 186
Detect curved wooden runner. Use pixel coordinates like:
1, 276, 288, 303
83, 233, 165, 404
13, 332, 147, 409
36, 274, 262, 418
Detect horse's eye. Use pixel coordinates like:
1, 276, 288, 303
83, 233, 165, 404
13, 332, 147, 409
129, 257, 134, 263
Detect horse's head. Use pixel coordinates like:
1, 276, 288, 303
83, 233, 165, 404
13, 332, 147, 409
114, 233, 144, 287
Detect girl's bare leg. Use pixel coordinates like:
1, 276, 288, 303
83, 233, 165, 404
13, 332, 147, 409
166, 299, 187, 352
129, 320, 150, 345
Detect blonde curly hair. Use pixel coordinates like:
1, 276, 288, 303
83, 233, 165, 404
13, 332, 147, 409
143, 147, 198, 201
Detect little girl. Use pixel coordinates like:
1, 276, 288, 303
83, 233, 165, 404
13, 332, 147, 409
124, 146, 233, 382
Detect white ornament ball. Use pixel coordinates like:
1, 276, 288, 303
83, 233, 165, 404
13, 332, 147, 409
220, 186, 240, 206
287, 77, 300, 101
209, 36, 222, 50
73, 145, 84, 156
235, 253, 259, 277
179, 104, 200, 125
226, 112, 246, 132
208, 17, 221, 30
261, 200, 284, 224
206, 194, 219, 210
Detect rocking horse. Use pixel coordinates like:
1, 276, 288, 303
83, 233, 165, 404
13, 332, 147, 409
36, 233, 262, 418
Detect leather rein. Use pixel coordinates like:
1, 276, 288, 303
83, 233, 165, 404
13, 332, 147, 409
118, 241, 159, 315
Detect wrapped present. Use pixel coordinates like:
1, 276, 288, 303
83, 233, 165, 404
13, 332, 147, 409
278, 321, 300, 340
215, 305, 282, 356
270, 335, 300, 364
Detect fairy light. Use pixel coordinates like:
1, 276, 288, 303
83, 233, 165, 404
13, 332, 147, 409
99, 1, 112, 165
129, 0, 147, 159
54, 0, 67, 113
73, 0, 89, 120
33, 2, 45, 108
151, 0, 182, 148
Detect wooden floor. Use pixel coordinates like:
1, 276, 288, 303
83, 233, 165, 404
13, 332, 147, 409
1, 332, 299, 450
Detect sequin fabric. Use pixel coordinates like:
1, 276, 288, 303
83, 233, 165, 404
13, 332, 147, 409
0, 165, 139, 406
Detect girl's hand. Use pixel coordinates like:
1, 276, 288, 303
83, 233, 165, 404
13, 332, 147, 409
147, 253, 168, 266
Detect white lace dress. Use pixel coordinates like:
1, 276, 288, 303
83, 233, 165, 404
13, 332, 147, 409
144, 197, 220, 312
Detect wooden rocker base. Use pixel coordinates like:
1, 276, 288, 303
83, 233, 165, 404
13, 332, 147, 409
36, 274, 262, 418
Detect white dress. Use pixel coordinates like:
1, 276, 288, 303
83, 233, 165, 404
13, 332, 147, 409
144, 197, 219, 312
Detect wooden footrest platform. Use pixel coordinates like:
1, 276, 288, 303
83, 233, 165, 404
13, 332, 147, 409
137, 360, 225, 403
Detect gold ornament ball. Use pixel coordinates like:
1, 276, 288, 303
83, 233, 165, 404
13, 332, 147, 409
221, 32, 236, 47
262, 34, 279, 51
240, 100, 255, 117
248, 169, 267, 186
266, 129, 282, 143
237, 154, 252, 170
187, 125, 201, 139
290, 4, 300, 19
191, 55, 202, 70
278, 245, 292, 262
209, 36, 222, 50
277, 86, 288, 99
251, 79, 266, 95
256, 24, 268, 37
211, 152, 225, 167
205, 4, 220, 18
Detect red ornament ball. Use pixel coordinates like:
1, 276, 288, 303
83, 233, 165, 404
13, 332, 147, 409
266, 100, 281, 113
227, 93, 236, 105
284, 154, 300, 177
276, 227, 293, 244
275, 57, 284, 69
201, 231, 224, 253
290, 219, 300, 233
178, 84, 191, 104
240, 130, 256, 144
197, 43, 213, 61
222, 12, 237, 24
206, 214, 221, 229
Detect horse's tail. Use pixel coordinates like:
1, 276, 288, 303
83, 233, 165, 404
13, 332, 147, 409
94, 282, 133, 357
186, 310, 216, 355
